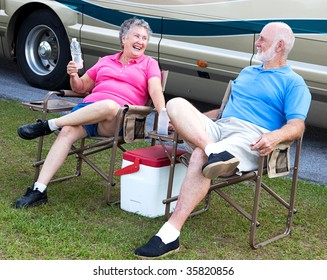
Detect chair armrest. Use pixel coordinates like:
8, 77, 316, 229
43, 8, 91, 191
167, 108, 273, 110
56, 90, 90, 98
21, 91, 79, 113
266, 141, 295, 178
123, 104, 154, 114
122, 104, 155, 143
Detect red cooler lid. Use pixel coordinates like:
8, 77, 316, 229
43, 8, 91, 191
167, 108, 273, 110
123, 145, 186, 167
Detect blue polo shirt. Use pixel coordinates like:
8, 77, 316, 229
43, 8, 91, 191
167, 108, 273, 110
222, 65, 311, 131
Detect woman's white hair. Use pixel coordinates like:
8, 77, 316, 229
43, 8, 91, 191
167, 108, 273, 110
119, 18, 152, 47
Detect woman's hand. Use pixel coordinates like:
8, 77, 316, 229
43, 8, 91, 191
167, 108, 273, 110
67, 61, 79, 77
168, 121, 175, 132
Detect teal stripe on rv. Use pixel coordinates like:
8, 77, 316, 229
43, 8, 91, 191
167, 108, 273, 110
57, 0, 327, 35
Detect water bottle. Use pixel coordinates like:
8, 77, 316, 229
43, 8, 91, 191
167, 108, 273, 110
70, 38, 83, 69
157, 108, 170, 135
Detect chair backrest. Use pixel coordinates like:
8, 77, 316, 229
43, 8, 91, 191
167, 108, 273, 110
161, 70, 169, 93
216, 80, 232, 120
145, 70, 169, 106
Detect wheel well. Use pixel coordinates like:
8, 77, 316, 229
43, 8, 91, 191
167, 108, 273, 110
8, 3, 62, 58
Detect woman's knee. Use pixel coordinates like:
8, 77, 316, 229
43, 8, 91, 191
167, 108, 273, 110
56, 125, 86, 143
96, 100, 120, 119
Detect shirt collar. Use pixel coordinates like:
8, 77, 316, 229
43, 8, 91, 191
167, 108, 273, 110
254, 64, 290, 73
111, 51, 145, 64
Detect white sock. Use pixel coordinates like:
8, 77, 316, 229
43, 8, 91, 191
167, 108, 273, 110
33, 182, 47, 193
204, 143, 225, 157
48, 119, 60, 131
156, 222, 180, 244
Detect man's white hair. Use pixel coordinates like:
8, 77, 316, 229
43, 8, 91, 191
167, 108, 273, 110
265, 22, 295, 56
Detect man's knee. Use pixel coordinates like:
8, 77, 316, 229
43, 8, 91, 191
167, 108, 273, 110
166, 97, 187, 117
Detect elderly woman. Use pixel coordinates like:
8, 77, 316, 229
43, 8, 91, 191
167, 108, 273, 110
16, 18, 166, 208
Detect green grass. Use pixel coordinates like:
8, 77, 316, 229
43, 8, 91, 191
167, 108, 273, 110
0, 99, 326, 260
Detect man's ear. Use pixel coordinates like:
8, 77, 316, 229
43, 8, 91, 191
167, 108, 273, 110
276, 40, 285, 52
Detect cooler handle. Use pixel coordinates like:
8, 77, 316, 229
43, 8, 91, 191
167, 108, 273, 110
115, 158, 140, 176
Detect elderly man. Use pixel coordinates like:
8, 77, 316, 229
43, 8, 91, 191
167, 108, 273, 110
134, 22, 311, 258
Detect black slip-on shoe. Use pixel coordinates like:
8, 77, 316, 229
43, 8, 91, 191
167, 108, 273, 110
202, 151, 240, 179
134, 236, 180, 259
18, 119, 52, 140
15, 185, 48, 208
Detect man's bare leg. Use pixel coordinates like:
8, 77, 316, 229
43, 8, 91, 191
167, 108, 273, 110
167, 148, 211, 230
166, 98, 214, 150
167, 97, 239, 180
134, 148, 211, 258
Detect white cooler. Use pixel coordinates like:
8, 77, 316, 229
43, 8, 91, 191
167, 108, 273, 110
119, 145, 187, 218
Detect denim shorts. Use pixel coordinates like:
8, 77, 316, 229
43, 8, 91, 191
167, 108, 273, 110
71, 102, 100, 137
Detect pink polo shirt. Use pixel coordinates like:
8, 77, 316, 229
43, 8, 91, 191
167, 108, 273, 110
83, 52, 161, 106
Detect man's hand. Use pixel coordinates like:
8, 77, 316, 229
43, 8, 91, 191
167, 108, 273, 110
251, 132, 280, 156
251, 119, 304, 156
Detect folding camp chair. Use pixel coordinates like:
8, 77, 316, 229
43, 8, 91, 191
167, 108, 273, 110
21, 70, 169, 205
150, 80, 304, 249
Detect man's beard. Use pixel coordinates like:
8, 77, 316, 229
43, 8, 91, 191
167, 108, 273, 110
255, 44, 277, 63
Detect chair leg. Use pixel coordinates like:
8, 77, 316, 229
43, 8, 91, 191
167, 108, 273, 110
74, 138, 85, 177
32, 108, 48, 182
105, 140, 121, 205
214, 187, 260, 226
164, 132, 179, 219
249, 158, 298, 249
33, 138, 87, 184
33, 135, 45, 182
249, 168, 264, 248
189, 192, 211, 217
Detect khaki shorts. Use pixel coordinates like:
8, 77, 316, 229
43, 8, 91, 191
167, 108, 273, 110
184, 115, 269, 172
